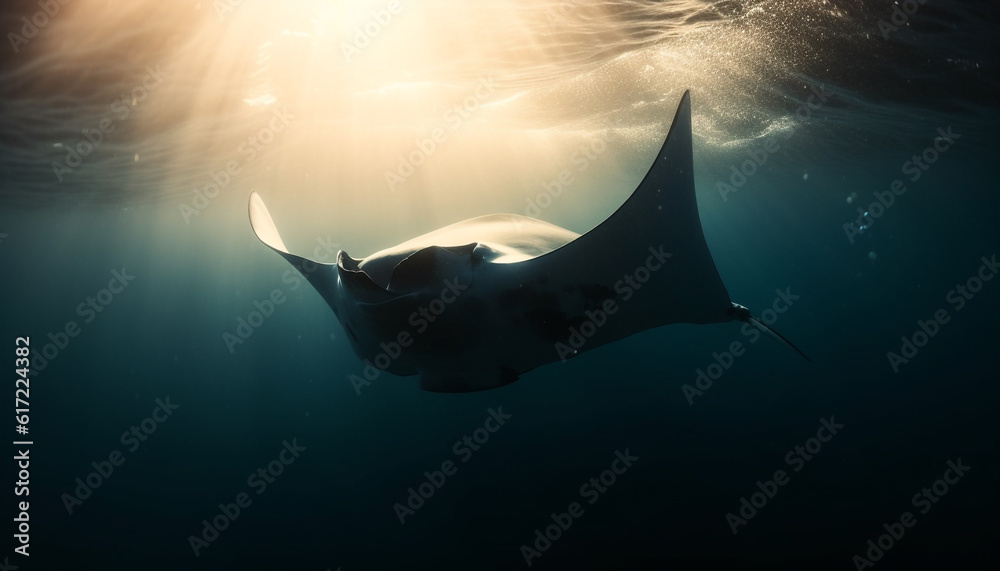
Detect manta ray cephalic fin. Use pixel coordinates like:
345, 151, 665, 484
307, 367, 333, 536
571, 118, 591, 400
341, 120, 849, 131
248, 191, 346, 310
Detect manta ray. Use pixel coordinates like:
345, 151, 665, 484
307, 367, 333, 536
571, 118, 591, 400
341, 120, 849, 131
248, 90, 808, 392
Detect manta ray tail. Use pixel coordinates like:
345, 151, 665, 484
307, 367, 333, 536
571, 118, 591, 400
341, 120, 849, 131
728, 303, 810, 361
248, 192, 341, 310
746, 315, 812, 361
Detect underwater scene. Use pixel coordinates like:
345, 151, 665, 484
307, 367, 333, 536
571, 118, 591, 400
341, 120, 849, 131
1, 0, 997, 569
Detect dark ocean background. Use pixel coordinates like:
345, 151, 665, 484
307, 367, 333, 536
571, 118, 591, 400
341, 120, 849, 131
1, 0, 998, 569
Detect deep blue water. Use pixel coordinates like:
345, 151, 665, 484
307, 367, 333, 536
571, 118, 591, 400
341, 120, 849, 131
1, 1, 998, 570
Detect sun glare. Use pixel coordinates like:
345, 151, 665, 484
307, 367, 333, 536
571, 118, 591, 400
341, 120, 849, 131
25, 0, 801, 244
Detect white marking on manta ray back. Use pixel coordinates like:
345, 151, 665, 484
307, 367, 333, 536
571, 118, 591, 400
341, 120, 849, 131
356, 214, 580, 286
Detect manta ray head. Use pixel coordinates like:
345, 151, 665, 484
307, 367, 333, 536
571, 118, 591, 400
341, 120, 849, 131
362, 243, 480, 295
331, 243, 490, 375
334, 243, 481, 302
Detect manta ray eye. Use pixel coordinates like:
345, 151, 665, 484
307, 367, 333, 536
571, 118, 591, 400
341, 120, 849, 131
471, 243, 499, 264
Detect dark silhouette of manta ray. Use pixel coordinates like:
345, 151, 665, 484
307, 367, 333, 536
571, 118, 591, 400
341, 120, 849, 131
249, 90, 809, 392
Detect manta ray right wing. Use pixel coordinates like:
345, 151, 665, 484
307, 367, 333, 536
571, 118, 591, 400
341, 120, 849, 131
499, 90, 811, 362
499, 91, 735, 346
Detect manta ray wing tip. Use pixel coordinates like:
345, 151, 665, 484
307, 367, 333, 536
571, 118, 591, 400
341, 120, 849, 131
248, 192, 291, 254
